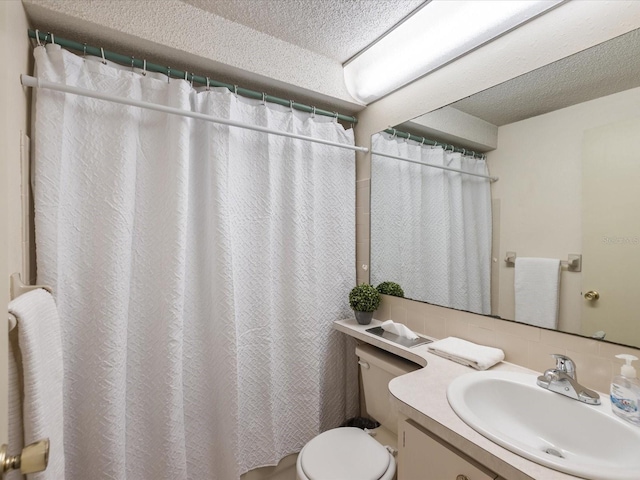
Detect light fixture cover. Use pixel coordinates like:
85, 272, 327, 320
343, 0, 564, 104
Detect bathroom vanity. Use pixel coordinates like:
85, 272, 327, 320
334, 318, 595, 480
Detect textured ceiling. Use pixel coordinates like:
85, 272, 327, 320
181, 0, 427, 63
23, 0, 379, 111
448, 28, 640, 126
26, 0, 638, 121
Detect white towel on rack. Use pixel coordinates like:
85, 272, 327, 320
8, 289, 65, 480
427, 337, 504, 370
515, 257, 561, 329
7, 332, 24, 480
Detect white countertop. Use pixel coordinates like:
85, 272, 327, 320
334, 318, 586, 480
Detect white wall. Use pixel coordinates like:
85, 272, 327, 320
400, 106, 498, 152
0, 0, 32, 443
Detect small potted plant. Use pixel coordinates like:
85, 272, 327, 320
348, 283, 381, 325
376, 281, 404, 298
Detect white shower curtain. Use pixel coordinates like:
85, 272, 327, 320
370, 132, 492, 315
32, 44, 358, 479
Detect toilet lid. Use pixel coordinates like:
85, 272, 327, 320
300, 427, 390, 480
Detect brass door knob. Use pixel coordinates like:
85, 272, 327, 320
0, 439, 49, 475
584, 290, 600, 301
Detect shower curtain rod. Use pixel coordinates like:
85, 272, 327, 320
382, 128, 486, 160
27, 29, 359, 125
21, 75, 368, 154
376, 127, 497, 181
372, 149, 498, 181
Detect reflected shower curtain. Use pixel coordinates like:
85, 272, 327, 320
370, 132, 492, 315
32, 44, 357, 479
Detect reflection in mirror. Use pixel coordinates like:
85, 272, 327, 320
370, 28, 640, 349
370, 132, 493, 315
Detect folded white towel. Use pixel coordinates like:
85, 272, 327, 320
8, 289, 66, 480
515, 257, 561, 329
381, 319, 418, 340
428, 337, 504, 370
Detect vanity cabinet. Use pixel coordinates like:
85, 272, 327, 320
398, 419, 498, 480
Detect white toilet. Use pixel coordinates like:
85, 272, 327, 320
296, 343, 420, 480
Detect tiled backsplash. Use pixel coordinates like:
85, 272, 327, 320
374, 294, 640, 394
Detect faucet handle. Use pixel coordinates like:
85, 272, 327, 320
551, 354, 576, 380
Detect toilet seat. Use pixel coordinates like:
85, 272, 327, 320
296, 427, 396, 480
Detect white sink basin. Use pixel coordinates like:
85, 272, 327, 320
447, 371, 640, 480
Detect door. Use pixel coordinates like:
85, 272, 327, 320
582, 116, 640, 345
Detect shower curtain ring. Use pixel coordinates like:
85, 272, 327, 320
34, 29, 41, 46
420, 137, 425, 146
100, 47, 107, 65
44, 32, 50, 44
334, 112, 339, 123
461, 148, 466, 156
50, 33, 55, 45
167, 67, 171, 83
311, 106, 316, 118
206, 77, 210, 91
289, 100, 294, 113
83, 43, 87, 58
142, 59, 147, 76
391, 129, 397, 139
184, 70, 188, 81
261, 93, 266, 106
131, 56, 135, 70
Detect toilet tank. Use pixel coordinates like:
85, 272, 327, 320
356, 344, 420, 435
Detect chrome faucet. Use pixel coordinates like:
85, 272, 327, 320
536, 354, 601, 405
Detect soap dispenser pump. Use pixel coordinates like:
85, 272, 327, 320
610, 354, 640, 426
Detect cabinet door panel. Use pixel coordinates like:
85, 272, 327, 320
398, 420, 496, 480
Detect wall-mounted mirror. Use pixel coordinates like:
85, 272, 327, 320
370, 28, 640, 349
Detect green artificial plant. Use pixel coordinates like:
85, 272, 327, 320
348, 283, 381, 312
376, 281, 404, 298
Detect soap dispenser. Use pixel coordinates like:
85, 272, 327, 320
610, 354, 640, 426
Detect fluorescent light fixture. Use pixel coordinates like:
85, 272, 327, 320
343, 0, 564, 104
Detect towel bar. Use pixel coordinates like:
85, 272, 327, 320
7, 273, 52, 331
504, 252, 582, 272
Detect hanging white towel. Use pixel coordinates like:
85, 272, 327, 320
7, 332, 24, 480
428, 337, 505, 370
8, 289, 65, 480
515, 257, 561, 329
